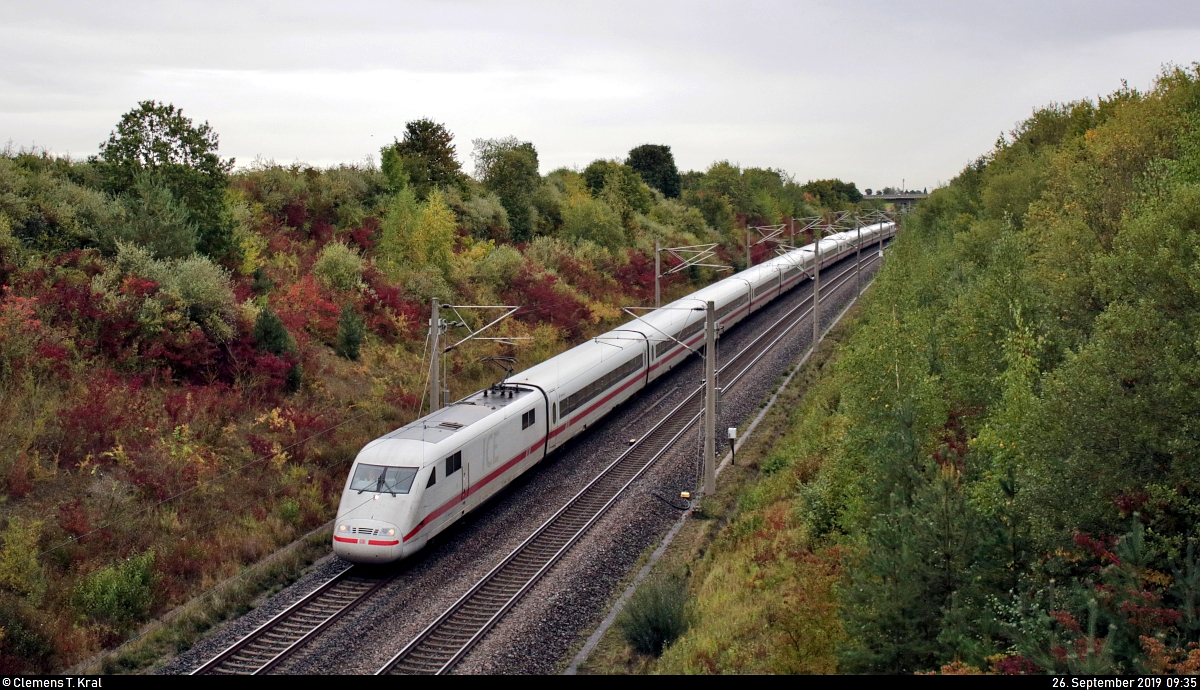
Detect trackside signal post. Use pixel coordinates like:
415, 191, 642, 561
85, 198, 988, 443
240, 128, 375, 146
702, 301, 717, 496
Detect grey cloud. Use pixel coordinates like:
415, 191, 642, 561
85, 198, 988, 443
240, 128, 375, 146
2, 0, 1198, 190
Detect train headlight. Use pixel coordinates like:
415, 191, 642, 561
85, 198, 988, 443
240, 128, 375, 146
382, 528, 396, 536
338, 524, 348, 532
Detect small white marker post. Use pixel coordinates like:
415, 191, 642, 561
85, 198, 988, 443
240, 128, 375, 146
728, 427, 737, 466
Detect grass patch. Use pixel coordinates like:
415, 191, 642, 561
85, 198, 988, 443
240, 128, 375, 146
71, 524, 333, 674
616, 575, 690, 657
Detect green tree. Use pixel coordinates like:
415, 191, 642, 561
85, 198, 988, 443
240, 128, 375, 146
627, 144, 681, 198
335, 307, 366, 361
252, 308, 295, 356
98, 101, 235, 259
800, 178, 863, 207
473, 137, 541, 242
381, 118, 464, 199
582, 159, 652, 226
380, 146, 411, 192
111, 171, 198, 258
560, 192, 624, 250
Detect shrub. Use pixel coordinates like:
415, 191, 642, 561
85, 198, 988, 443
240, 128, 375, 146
278, 497, 300, 522
617, 576, 690, 656
73, 550, 158, 631
101, 243, 237, 342
477, 244, 524, 285
167, 255, 236, 341
560, 193, 623, 251
502, 267, 590, 339
403, 267, 454, 304
335, 307, 365, 361
312, 241, 364, 291
0, 518, 45, 599
0, 599, 54, 673
251, 266, 274, 293
445, 187, 510, 241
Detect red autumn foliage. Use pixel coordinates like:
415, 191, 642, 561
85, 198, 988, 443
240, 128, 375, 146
282, 197, 308, 228
931, 411, 969, 468
1051, 610, 1082, 634
750, 239, 777, 265
143, 327, 221, 381
162, 384, 236, 431
157, 540, 209, 595
347, 217, 379, 250
5, 453, 34, 499
1074, 532, 1121, 565
309, 218, 334, 245
362, 267, 422, 342
274, 275, 340, 345
127, 444, 206, 501
502, 265, 590, 339
57, 500, 91, 539
246, 434, 276, 460
1120, 592, 1183, 629
612, 249, 656, 305
57, 369, 148, 467
1114, 491, 1150, 517
555, 252, 613, 300
994, 654, 1041, 674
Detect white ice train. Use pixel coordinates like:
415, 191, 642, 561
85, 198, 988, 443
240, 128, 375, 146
333, 222, 896, 563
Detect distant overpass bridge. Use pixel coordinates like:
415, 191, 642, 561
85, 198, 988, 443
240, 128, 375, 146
870, 193, 928, 210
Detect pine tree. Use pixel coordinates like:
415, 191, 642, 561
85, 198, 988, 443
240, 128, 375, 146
335, 307, 365, 361
252, 309, 293, 355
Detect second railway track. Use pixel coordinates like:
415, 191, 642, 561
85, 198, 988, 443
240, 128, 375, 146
192, 565, 397, 675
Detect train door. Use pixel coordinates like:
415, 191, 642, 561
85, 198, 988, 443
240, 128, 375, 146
461, 453, 470, 507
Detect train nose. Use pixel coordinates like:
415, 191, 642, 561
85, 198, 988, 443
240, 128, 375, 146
333, 519, 405, 563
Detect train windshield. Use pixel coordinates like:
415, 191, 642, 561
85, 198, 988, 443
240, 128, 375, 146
350, 464, 419, 495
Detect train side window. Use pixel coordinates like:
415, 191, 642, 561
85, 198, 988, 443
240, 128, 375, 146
521, 409, 535, 429
426, 467, 436, 488
552, 403, 557, 424
445, 451, 461, 476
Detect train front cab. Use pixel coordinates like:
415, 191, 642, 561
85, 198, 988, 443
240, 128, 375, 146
333, 437, 429, 563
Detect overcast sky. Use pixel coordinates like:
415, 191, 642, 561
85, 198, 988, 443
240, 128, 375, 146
3, 1, 1198, 191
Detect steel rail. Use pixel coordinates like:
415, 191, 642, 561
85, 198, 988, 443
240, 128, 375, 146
192, 565, 397, 675
376, 246, 885, 675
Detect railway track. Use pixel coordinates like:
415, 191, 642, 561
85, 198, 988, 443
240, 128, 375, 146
376, 250, 880, 675
192, 565, 397, 675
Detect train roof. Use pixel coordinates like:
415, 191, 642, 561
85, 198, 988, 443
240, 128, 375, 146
357, 386, 540, 467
